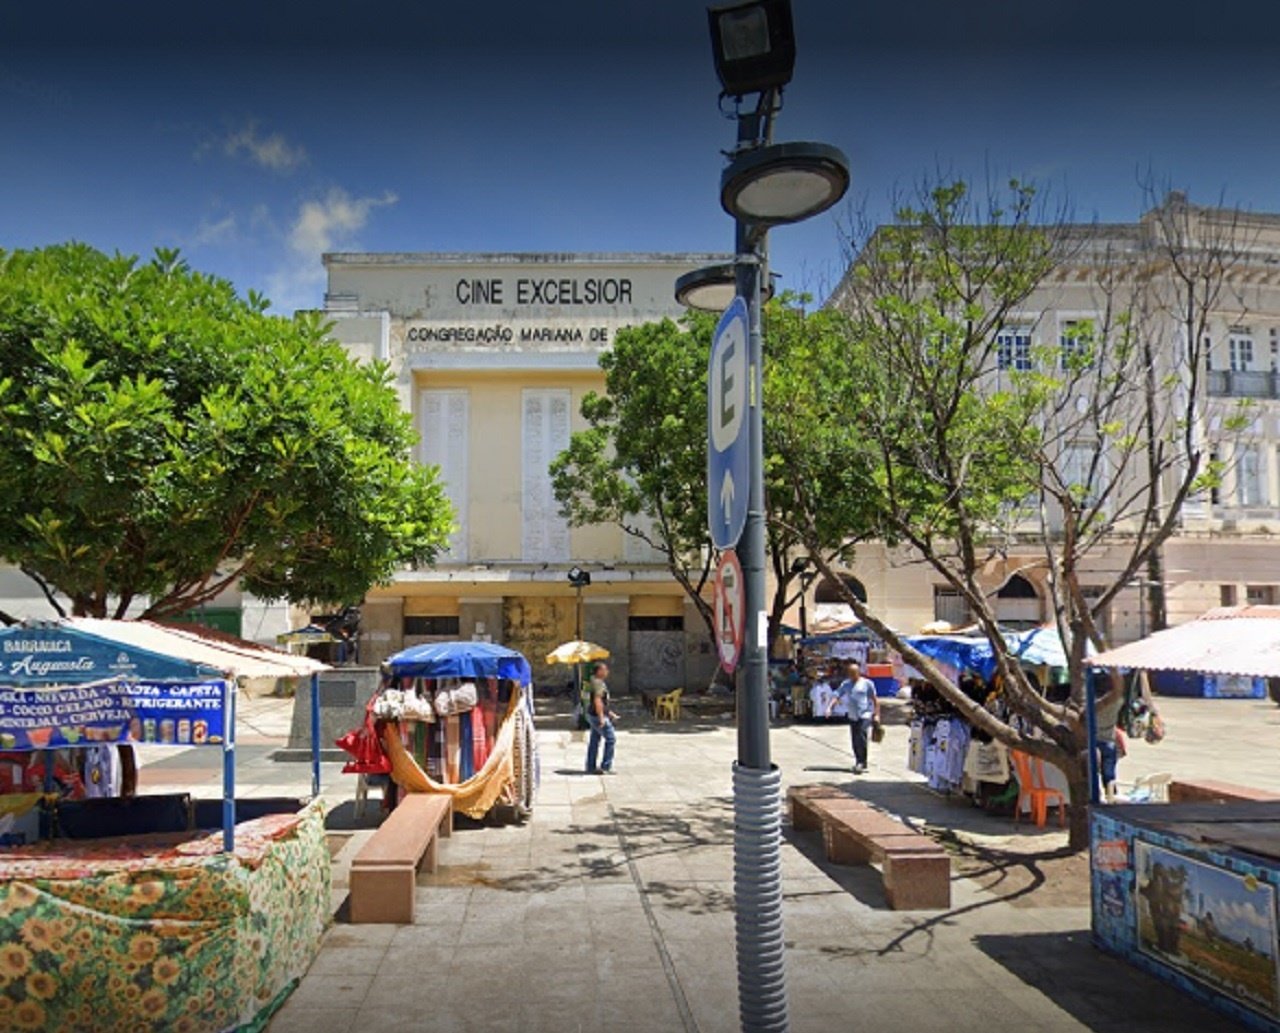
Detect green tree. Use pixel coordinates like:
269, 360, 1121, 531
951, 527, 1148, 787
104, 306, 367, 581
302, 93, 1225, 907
787, 180, 1247, 849
550, 316, 719, 640
550, 299, 874, 673
0, 243, 453, 620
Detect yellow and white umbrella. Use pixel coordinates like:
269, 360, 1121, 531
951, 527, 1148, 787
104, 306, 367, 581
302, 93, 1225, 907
545, 640, 610, 665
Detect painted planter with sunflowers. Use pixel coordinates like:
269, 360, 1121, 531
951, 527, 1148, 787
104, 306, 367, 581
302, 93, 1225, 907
0, 800, 329, 1032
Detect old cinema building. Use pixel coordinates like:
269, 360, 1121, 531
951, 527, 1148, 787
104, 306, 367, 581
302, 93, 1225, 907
322, 252, 727, 694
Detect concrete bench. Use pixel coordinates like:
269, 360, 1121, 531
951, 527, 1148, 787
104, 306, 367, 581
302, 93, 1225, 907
1168, 779, 1280, 804
349, 793, 453, 924
788, 785, 951, 910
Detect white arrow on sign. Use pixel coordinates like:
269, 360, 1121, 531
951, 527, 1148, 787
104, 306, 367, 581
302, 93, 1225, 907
720, 469, 735, 529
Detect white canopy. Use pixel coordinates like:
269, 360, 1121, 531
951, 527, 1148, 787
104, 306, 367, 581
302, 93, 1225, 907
1087, 605, 1280, 679
65, 617, 329, 681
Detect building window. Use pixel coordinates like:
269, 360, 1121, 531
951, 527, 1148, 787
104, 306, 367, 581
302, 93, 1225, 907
933, 586, 971, 628
1238, 444, 1264, 507
1246, 585, 1278, 606
1229, 328, 1254, 372
1271, 328, 1279, 372
1076, 584, 1111, 638
628, 615, 684, 632
522, 389, 571, 563
1057, 444, 1098, 506
1204, 336, 1213, 372
1059, 319, 1091, 369
403, 616, 460, 637
1220, 584, 1238, 606
996, 326, 1032, 371
420, 389, 470, 562
1210, 450, 1221, 505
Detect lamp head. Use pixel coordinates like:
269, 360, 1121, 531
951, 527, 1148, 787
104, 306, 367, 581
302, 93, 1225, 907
707, 0, 795, 98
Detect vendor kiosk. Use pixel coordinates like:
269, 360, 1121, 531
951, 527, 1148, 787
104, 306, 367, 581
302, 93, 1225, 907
1087, 609, 1280, 1033
0, 618, 330, 1032
341, 640, 538, 821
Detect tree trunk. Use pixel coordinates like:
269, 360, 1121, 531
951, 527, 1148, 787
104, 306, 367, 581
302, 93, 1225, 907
1062, 751, 1092, 852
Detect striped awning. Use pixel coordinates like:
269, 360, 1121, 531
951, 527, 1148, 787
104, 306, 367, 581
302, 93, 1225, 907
1086, 606, 1280, 678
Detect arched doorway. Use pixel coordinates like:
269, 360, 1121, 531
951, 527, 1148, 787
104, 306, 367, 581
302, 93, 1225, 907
995, 574, 1042, 629
815, 575, 867, 605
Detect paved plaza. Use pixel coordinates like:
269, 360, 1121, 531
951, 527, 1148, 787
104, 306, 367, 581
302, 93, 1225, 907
134, 691, 1278, 1033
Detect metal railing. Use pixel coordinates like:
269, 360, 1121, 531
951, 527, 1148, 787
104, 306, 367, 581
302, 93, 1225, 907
1207, 369, 1280, 398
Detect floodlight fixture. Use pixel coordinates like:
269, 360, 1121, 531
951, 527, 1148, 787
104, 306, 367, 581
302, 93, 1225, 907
707, 0, 796, 97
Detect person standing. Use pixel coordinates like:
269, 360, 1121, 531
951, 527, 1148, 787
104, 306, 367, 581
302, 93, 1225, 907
1094, 685, 1126, 803
585, 661, 618, 774
829, 661, 881, 774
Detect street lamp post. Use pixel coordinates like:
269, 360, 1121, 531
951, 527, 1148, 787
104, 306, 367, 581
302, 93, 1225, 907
678, 6, 848, 1030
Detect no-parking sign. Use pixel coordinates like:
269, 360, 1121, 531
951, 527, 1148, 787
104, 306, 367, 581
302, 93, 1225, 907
715, 549, 746, 673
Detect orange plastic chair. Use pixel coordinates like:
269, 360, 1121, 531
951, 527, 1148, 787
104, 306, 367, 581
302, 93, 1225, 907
1009, 749, 1067, 828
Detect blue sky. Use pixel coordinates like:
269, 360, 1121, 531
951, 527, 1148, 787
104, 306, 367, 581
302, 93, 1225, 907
5, 1, 1280, 313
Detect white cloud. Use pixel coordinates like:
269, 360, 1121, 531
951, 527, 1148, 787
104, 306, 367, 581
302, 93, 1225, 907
288, 188, 397, 257
221, 121, 307, 172
188, 214, 237, 247
267, 187, 398, 313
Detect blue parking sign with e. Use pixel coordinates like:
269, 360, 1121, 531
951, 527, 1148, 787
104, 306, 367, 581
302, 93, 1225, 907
707, 297, 750, 549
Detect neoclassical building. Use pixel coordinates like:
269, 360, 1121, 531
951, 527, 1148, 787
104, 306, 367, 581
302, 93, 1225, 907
321, 252, 728, 693
821, 194, 1280, 643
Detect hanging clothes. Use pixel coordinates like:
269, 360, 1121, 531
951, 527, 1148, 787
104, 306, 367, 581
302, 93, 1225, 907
472, 707, 490, 770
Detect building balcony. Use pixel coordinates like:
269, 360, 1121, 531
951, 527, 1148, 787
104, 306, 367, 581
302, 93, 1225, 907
1207, 369, 1280, 399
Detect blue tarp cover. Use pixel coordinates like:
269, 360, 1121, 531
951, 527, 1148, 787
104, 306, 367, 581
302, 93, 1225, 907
383, 640, 533, 685
904, 626, 1077, 679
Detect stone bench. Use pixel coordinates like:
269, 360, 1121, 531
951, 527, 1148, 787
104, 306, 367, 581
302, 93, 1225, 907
1168, 779, 1280, 804
348, 793, 453, 924
788, 784, 951, 910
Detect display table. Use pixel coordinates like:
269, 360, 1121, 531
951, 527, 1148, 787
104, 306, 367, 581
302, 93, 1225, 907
0, 800, 329, 1032
1092, 801, 1280, 1033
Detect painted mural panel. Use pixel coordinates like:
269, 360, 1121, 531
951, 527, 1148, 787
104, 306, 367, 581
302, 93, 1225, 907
1135, 839, 1280, 1020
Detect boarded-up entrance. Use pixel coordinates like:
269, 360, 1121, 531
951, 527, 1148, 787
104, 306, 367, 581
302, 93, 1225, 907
628, 615, 684, 693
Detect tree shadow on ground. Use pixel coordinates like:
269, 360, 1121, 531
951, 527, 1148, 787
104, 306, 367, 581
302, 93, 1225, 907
424, 798, 737, 903
973, 931, 1232, 1032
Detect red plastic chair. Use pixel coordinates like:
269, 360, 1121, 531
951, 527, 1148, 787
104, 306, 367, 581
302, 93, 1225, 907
1010, 749, 1066, 828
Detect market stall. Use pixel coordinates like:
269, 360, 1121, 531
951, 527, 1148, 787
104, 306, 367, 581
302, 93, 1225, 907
901, 626, 1075, 806
0, 618, 330, 1032
1087, 606, 1280, 1032
344, 640, 538, 821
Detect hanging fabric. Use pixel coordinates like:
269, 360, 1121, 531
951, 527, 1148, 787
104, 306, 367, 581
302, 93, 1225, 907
382, 689, 522, 818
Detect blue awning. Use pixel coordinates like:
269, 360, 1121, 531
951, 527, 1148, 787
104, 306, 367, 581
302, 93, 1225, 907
383, 640, 533, 685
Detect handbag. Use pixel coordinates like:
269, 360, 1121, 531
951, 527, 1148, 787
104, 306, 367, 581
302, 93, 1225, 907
335, 701, 392, 775
434, 680, 479, 717
871, 720, 886, 744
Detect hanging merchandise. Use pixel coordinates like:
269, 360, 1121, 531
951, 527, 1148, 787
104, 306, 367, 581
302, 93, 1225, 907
434, 679, 479, 717
335, 699, 392, 775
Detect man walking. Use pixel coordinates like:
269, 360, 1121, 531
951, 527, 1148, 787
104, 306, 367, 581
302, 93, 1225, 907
828, 661, 880, 774
585, 661, 618, 774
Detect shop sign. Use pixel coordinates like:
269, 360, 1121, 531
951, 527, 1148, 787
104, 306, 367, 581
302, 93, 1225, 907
0, 681, 226, 750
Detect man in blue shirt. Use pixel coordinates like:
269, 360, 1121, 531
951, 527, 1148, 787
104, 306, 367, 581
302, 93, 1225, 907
828, 661, 881, 774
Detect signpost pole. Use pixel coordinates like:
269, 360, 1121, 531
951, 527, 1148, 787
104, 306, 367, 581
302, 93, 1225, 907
222, 679, 236, 853
310, 672, 321, 798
